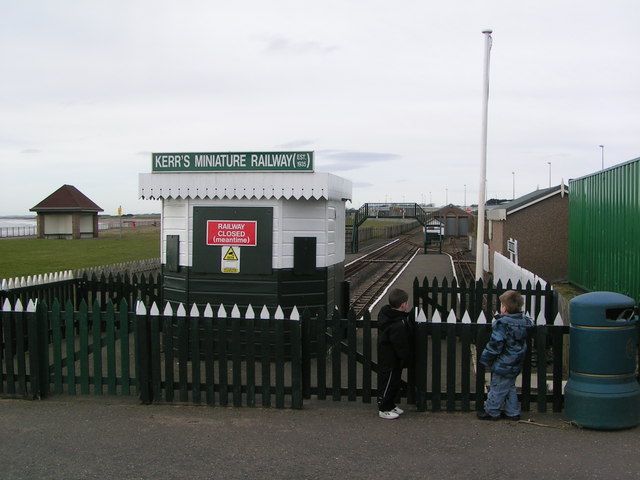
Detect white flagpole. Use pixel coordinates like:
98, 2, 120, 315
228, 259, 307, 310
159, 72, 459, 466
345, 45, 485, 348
475, 29, 493, 281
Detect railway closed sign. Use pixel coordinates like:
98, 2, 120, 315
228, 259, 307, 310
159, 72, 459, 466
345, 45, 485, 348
207, 220, 257, 246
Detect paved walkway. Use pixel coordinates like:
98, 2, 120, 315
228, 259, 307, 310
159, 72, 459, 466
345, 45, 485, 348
346, 233, 455, 319
1, 395, 638, 479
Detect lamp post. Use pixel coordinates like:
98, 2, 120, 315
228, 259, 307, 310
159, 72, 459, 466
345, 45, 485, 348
475, 29, 492, 281
547, 162, 551, 187
464, 184, 467, 209
599, 145, 604, 170
512, 172, 515, 199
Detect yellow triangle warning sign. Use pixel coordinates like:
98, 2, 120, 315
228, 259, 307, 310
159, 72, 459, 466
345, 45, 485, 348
223, 247, 239, 261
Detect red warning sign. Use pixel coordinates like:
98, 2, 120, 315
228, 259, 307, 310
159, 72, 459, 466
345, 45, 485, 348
206, 220, 257, 246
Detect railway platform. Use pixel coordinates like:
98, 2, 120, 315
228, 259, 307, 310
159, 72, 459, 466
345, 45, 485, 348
345, 233, 456, 320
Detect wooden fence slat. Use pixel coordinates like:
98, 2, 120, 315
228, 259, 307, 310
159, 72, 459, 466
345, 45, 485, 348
460, 323, 471, 411
260, 316, 270, 408
245, 314, 256, 408
446, 321, 456, 412
15, 309, 27, 396
119, 304, 131, 395
177, 314, 188, 402
191, 314, 202, 405
415, 321, 428, 412
347, 309, 357, 402
136, 311, 151, 404
203, 315, 215, 406
162, 313, 174, 402
316, 309, 327, 400
148, 310, 161, 400
521, 337, 533, 412
290, 311, 302, 410
431, 321, 442, 412
27, 306, 40, 399
275, 317, 285, 409
552, 325, 566, 412
232, 316, 242, 407
300, 308, 311, 400
65, 304, 76, 395
90, 302, 101, 395
362, 310, 373, 404
536, 324, 548, 413
474, 323, 489, 412
331, 309, 342, 401
106, 302, 117, 395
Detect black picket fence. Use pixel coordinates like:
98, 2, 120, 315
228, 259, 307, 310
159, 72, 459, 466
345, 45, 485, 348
413, 276, 557, 324
0, 297, 569, 412
0, 271, 162, 313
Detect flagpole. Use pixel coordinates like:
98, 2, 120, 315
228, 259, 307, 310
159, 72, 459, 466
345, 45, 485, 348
475, 29, 492, 281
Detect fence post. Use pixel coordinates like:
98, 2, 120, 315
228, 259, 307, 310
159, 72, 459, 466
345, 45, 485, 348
36, 299, 50, 398
27, 300, 42, 399
414, 308, 428, 412
135, 302, 153, 404
290, 307, 303, 409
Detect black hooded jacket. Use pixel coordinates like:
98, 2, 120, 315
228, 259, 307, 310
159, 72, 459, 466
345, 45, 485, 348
377, 304, 412, 371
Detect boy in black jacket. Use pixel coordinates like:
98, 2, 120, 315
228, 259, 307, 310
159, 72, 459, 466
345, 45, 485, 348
377, 288, 412, 419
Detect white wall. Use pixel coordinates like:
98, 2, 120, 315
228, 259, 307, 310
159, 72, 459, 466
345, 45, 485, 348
43, 214, 72, 234
494, 251, 548, 317
160, 197, 346, 269
79, 215, 94, 232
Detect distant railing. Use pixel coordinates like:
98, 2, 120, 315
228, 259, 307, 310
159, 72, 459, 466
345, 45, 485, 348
0, 226, 36, 238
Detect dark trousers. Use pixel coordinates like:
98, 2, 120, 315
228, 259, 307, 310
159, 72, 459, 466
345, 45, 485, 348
377, 367, 403, 412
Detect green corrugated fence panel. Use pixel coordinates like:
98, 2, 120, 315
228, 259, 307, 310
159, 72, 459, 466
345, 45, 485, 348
569, 157, 640, 301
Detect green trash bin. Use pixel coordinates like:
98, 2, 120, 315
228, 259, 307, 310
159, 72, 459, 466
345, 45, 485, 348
564, 291, 640, 429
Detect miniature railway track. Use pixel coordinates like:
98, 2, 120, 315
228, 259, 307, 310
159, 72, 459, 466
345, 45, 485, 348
345, 234, 422, 318
443, 237, 475, 285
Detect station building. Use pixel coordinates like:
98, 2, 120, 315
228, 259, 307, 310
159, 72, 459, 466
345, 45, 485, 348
139, 151, 352, 314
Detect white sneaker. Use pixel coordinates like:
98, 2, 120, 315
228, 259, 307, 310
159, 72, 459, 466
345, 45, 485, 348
379, 410, 400, 420
391, 407, 404, 415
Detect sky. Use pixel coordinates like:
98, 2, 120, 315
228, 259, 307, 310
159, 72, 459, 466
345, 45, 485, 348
1, 0, 638, 216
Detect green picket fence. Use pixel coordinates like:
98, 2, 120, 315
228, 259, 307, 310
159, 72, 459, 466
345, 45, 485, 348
1, 296, 570, 412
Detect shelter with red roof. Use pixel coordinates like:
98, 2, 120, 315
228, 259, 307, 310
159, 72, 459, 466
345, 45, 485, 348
30, 185, 103, 239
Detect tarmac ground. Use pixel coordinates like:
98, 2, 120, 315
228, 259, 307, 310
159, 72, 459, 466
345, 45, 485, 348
1, 395, 639, 480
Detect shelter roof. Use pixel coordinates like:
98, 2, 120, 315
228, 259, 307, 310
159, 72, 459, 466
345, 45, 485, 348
138, 172, 352, 202
30, 185, 103, 213
433, 204, 474, 217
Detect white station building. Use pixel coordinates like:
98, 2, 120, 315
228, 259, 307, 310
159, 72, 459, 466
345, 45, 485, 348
139, 151, 352, 313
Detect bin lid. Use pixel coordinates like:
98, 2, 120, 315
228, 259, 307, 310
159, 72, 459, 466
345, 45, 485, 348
570, 291, 636, 327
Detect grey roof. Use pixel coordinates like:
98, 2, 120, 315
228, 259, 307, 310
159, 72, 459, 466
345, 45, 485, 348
507, 184, 566, 213
486, 184, 568, 218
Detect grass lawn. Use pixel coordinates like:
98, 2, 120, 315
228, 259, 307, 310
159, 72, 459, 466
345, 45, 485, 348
0, 226, 160, 280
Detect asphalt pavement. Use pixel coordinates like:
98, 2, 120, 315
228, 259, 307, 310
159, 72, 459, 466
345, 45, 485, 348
1, 395, 639, 480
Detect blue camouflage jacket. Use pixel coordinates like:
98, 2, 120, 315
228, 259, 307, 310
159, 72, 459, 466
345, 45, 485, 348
480, 312, 533, 378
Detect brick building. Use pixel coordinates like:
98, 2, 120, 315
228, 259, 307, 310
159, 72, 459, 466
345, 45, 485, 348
485, 184, 568, 283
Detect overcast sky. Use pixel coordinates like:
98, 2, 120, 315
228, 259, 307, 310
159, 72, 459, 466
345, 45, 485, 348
1, 0, 638, 216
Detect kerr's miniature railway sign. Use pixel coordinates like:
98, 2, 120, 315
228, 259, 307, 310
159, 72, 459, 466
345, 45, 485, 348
152, 151, 313, 172
207, 220, 257, 247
